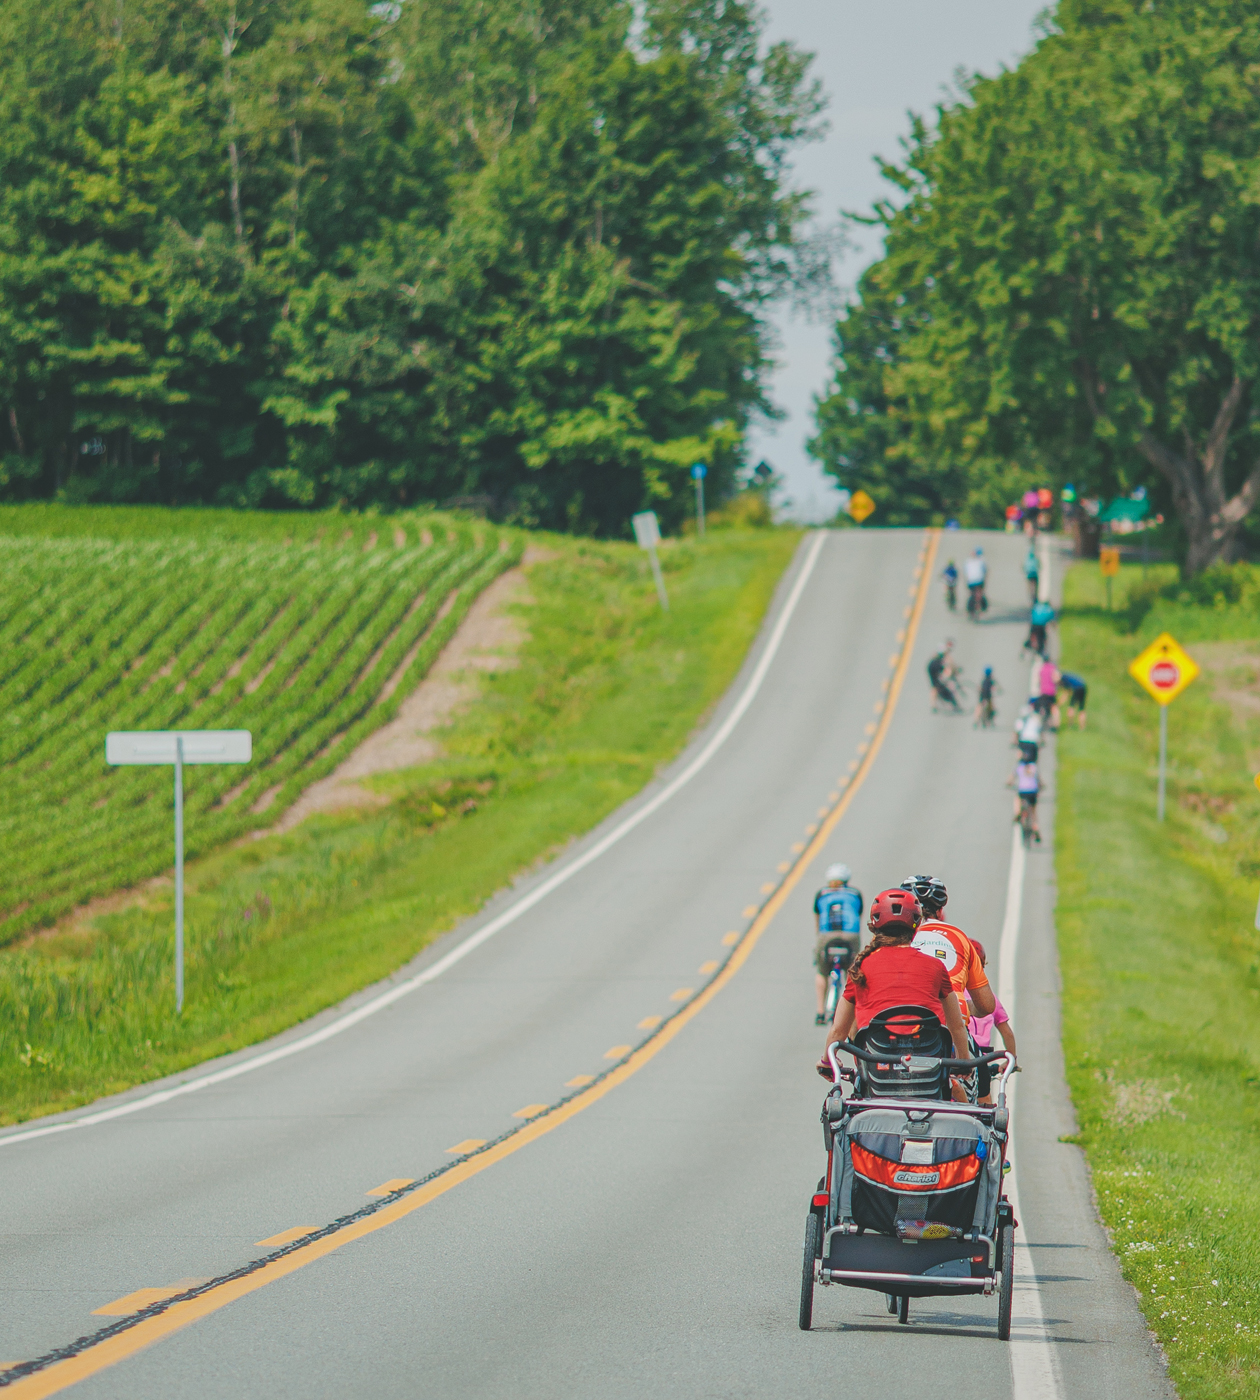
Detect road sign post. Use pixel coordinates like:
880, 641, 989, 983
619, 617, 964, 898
690, 463, 707, 538
1099, 546, 1120, 611
106, 730, 252, 1011
631, 511, 669, 611
1127, 634, 1199, 820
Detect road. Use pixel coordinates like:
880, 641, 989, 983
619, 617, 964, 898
0, 528, 1172, 1399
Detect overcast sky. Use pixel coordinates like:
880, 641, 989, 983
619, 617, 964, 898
749, 1, 1049, 521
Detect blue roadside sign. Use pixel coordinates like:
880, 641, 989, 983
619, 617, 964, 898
691, 463, 707, 480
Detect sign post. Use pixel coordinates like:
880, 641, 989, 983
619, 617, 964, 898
1127, 635, 1198, 820
631, 511, 669, 612
848, 489, 876, 524
1099, 546, 1120, 611
690, 463, 707, 538
105, 730, 252, 1011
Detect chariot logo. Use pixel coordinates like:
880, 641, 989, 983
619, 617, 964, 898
893, 1168, 940, 1188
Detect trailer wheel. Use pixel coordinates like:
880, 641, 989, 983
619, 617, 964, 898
997, 1224, 1015, 1341
897, 1293, 910, 1325
799, 1212, 820, 1331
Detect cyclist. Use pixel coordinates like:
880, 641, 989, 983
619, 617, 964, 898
817, 888, 970, 1077
1034, 657, 1060, 726
1024, 545, 1040, 604
1011, 756, 1041, 842
901, 875, 996, 1020
942, 559, 959, 611
927, 640, 961, 712
1026, 597, 1055, 656
1060, 670, 1088, 729
974, 666, 999, 727
963, 547, 988, 617
813, 862, 864, 1026
1014, 703, 1043, 760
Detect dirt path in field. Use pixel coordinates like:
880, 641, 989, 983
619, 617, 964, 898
269, 555, 538, 832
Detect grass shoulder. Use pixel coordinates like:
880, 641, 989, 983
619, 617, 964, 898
0, 526, 801, 1125
1057, 561, 1260, 1399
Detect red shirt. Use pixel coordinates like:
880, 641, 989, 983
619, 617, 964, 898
843, 944, 953, 1028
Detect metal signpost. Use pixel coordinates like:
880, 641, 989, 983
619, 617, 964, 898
691, 463, 707, 537
631, 510, 669, 611
1099, 546, 1120, 611
105, 730, 252, 1011
1127, 634, 1198, 820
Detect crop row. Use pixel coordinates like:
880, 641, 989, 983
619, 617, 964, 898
0, 512, 520, 939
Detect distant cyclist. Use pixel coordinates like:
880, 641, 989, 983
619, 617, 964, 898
1011, 757, 1041, 842
1024, 546, 1040, 604
963, 548, 988, 617
1014, 703, 1043, 761
1026, 597, 1055, 656
942, 560, 959, 611
813, 863, 863, 1026
1034, 657, 1059, 725
1060, 670, 1087, 729
927, 640, 961, 711
974, 666, 999, 727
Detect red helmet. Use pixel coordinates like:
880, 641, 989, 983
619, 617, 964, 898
868, 888, 923, 933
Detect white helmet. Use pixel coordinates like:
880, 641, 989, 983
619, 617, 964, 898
825, 862, 852, 885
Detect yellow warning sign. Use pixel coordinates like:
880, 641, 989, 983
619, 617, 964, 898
849, 489, 876, 524
1128, 632, 1199, 706
1099, 547, 1120, 577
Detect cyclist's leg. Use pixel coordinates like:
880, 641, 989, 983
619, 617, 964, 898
814, 937, 830, 1018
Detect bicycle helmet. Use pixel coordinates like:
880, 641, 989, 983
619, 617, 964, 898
868, 888, 922, 933
975, 547, 984, 555
899, 874, 947, 912
824, 862, 851, 885
983, 666, 993, 677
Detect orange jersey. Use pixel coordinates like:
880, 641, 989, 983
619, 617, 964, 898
911, 920, 989, 1004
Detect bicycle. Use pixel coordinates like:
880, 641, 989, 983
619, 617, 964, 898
1017, 795, 1038, 847
966, 583, 987, 621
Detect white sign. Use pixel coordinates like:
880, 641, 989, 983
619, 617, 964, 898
106, 730, 252, 765
631, 511, 661, 550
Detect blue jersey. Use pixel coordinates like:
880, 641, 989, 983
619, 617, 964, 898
814, 886, 863, 934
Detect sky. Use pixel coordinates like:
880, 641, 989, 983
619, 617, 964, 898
749, 1, 1049, 521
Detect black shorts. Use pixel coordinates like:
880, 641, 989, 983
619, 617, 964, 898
1032, 694, 1054, 716
1068, 685, 1087, 710
1018, 740, 1039, 761
1019, 791, 1038, 808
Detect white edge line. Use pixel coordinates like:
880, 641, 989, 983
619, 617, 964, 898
0, 531, 832, 1149
998, 824, 1063, 1400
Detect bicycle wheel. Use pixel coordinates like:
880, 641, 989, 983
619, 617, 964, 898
800, 1211, 820, 1330
997, 1224, 1015, 1340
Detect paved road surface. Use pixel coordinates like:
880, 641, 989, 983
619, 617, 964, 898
0, 529, 1172, 1398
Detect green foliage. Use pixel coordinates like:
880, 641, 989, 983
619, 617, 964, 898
0, 0, 822, 535
813, 0, 1260, 567
1057, 560, 1260, 1397
0, 524, 799, 1123
0, 503, 518, 940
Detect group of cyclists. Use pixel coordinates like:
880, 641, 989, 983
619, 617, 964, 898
811, 869, 1016, 1104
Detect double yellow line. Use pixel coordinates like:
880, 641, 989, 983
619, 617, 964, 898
6, 529, 939, 1399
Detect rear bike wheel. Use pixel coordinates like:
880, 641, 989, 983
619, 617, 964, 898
1020, 802, 1034, 848
898, 1293, 910, 1325
997, 1223, 1015, 1340
799, 1211, 820, 1330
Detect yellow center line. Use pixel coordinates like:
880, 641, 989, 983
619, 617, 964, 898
3, 529, 938, 1400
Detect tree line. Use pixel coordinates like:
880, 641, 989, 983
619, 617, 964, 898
812, 0, 1260, 572
0, 0, 822, 535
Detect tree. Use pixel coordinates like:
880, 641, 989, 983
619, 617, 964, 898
814, 0, 1260, 570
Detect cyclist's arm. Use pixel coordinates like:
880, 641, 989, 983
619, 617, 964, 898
996, 1020, 1018, 1060
967, 974, 996, 1017
823, 998, 855, 1052
942, 992, 970, 1060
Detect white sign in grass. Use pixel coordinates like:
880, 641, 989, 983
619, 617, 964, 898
106, 730, 252, 1012
631, 510, 668, 611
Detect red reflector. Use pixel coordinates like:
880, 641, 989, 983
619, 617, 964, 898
812, 1193, 828, 1208
971, 1255, 986, 1264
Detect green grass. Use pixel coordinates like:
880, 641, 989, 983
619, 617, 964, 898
0, 525, 800, 1124
1057, 562, 1260, 1399
0, 503, 515, 939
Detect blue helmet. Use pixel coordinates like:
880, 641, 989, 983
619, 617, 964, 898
983, 666, 993, 676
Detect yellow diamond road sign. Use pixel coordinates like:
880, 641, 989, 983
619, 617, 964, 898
1128, 632, 1199, 706
849, 489, 876, 524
